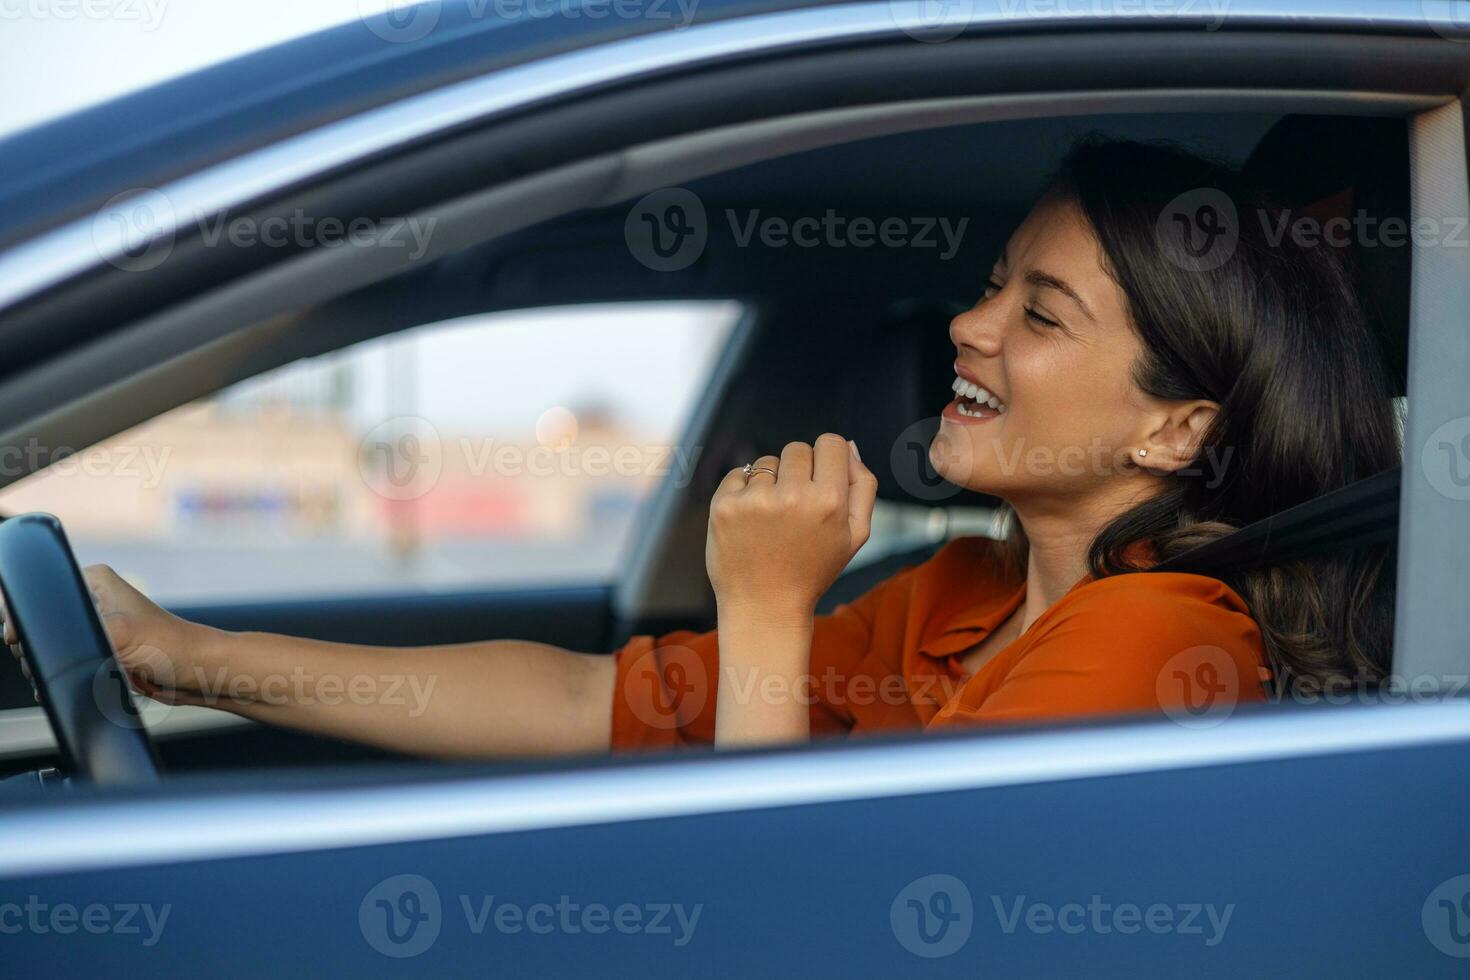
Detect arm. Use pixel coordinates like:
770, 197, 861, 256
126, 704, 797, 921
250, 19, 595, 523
713, 612, 814, 746
706, 433, 878, 749
6, 431, 875, 759
7, 566, 616, 759
194, 629, 617, 758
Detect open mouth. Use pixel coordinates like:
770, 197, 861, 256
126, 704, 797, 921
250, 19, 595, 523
947, 375, 1006, 419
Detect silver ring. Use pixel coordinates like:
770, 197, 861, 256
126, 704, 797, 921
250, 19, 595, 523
742, 462, 778, 479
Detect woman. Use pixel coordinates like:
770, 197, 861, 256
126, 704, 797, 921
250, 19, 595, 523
10, 136, 1400, 755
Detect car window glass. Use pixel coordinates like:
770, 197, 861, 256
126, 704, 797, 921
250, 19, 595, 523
0, 301, 743, 604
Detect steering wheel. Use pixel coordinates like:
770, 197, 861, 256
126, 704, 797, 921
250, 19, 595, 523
0, 513, 159, 785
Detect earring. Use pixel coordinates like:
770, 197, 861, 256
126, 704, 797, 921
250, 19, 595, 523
1137, 449, 1148, 457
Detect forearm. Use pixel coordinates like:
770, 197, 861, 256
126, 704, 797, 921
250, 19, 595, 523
713, 606, 813, 748
183, 626, 615, 758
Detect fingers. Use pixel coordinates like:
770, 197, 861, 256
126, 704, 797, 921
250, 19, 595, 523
732, 437, 861, 504
98, 610, 131, 653
776, 442, 811, 486
811, 433, 850, 491
716, 464, 750, 497
747, 454, 780, 484
847, 441, 879, 545
82, 564, 117, 615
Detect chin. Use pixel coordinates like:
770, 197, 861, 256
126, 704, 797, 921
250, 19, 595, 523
929, 431, 985, 493
931, 427, 1029, 500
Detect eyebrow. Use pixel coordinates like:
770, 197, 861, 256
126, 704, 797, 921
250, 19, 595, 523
996, 246, 1097, 322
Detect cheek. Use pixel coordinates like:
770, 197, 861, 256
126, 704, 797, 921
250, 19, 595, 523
1012, 348, 1138, 448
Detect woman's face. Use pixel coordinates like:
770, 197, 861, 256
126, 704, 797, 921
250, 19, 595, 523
932, 194, 1164, 504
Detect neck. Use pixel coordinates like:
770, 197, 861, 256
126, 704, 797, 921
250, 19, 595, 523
1008, 481, 1152, 632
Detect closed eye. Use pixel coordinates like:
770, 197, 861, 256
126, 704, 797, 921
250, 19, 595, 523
1024, 306, 1060, 328
985, 276, 1061, 329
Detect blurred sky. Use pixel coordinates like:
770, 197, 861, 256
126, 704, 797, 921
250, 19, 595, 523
344, 304, 739, 437
0, 0, 404, 138
0, 2, 747, 438
0, 1, 749, 445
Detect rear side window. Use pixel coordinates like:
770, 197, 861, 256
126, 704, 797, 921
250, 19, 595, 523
0, 302, 742, 603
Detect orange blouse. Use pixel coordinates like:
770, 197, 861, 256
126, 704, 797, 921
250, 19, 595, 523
609, 536, 1271, 751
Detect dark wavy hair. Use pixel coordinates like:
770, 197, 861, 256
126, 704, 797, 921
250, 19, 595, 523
1002, 135, 1401, 693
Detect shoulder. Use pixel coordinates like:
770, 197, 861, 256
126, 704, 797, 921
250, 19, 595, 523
953, 570, 1272, 725
1060, 570, 1255, 622
1016, 570, 1268, 687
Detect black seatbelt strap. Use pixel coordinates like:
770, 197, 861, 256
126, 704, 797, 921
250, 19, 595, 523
1148, 466, 1401, 577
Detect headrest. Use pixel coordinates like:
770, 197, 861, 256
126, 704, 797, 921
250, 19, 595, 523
1242, 114, 1411, 395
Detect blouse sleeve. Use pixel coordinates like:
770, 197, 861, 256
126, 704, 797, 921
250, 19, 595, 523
608, 563, 921, 752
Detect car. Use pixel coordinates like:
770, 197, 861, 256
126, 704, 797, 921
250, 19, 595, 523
0, 1, 1468, 975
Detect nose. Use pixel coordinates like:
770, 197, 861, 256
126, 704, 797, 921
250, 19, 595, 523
948, 299, 1004, 358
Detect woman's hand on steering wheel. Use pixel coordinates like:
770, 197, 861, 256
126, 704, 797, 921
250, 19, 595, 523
4, 564, 211, 707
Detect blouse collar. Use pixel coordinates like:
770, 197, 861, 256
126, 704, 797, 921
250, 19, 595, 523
927, 537, 1159, 654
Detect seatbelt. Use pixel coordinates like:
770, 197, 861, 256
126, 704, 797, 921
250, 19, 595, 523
1148, 466, 1401, 577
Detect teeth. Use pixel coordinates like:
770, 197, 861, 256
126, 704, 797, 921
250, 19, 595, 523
951, 375, 1006, 413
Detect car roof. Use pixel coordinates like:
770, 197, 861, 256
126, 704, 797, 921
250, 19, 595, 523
0, 1, 1447, 254
0, 0, 821, 252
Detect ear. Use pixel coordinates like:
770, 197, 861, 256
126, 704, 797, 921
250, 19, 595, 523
1139, 400, 1219, 473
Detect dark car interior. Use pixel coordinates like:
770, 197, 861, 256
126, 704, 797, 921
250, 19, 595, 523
0, 108, 1412, 778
